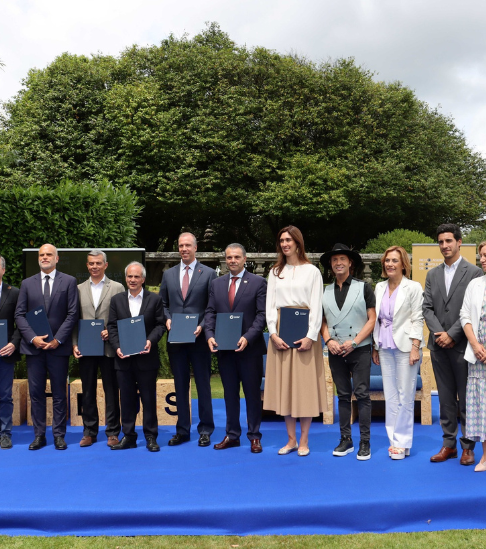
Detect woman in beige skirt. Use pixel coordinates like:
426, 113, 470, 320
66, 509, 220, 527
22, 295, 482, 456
263, 225, 327, 456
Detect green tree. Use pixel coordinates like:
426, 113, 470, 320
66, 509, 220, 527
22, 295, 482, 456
1, 23, 485, 251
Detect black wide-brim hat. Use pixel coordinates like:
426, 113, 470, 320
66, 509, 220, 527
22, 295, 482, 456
320, 243, 363, 271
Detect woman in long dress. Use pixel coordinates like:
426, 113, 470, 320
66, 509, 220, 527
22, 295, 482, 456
460, 241, 486, 471
263, 225, 327, 456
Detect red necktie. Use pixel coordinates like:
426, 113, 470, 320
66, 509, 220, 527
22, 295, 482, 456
182, 266, 190, 300
228, 276, 238, 309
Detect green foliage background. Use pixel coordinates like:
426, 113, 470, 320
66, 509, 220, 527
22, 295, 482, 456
0, 179, 140, 286
2, 23, 485, 252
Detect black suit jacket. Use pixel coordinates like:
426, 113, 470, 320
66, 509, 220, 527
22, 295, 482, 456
0, 281, 21, 363
205, 271, 267, 357
107, 290, 166, 371
160, 261, 217, 332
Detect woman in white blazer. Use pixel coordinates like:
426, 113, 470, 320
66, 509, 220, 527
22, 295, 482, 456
372, 246, 424, 460
460, 242, 486, 472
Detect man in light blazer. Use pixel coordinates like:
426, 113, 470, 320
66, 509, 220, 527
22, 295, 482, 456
0, 254, 21, 449
205, 243, 267, 453
73, 250, 125, 448
423, 223, 482, 465
108, 262, 165, 452
15, 244, 79, 450
160, 232, 217, 447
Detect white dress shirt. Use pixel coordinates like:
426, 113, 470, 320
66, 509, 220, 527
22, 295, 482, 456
128, 289, 144, 317
90, 276, 106, 310
41, 269, 56, 294
444, 256, 462, 295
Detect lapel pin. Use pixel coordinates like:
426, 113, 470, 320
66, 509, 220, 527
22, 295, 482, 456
243, 280, 248, 284
198, 269, 201, 272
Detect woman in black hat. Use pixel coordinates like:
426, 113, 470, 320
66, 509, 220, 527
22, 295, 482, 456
263, 225, 327, 456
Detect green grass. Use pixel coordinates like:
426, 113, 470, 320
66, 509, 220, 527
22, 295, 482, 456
2, 531, 486, 547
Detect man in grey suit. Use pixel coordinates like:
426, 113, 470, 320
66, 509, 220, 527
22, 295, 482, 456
423, 223, 482, 465
73, 250, 125, 448
160, 232, 216, 447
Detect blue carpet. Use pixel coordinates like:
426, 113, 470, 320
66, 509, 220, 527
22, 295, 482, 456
1, 396, 485, 536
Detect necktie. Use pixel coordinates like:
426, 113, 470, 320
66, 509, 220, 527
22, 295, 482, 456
182, 265, 190, 300
228, 276, 238, 309
44, 275, 51, 310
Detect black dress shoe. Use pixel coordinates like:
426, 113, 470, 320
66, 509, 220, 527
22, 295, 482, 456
146, 436, 160, 452
29, 436, 47, 451
168, 433, 190, 446
198, 434, 211, 447
54, 436, 67, 450
111, 436, 137, 450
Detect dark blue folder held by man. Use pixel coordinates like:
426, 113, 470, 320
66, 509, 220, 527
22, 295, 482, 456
0, 320, 7, 349
278, 307, 309, 348
26, 306, 54, 342
168, 313, 199, 343
78, 319, 104, 356
214, 313, 244, 350
117, 315, 147, 356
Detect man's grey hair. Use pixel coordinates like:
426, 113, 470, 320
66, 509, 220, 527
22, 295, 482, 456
41, 243, 58, 256
87, 249, 107, 262
179, 232, 197, 246
125, 261, 146, 278
225, 243, 247, 257
0, 255, 5, 270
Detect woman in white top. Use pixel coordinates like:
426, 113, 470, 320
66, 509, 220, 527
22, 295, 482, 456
372, 246, 423, 459
460, 241, 486, 471
263, 225, 327, 456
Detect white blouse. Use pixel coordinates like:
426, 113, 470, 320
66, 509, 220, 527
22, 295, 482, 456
266, 263, 323, 341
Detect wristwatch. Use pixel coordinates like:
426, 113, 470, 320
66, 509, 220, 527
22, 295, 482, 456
351, 340, 358, 349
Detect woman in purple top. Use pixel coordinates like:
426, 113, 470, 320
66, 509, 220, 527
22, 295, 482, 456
372, 246, 424, 460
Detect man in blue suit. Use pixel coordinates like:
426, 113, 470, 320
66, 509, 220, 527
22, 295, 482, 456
15, 244, 79, 450
160, 232, 217, 447
205, 244, 267, 453
0, 254, 21, 449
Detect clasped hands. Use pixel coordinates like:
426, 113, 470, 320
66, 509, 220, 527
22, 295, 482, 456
327, 339, 354, 357
434, 331, 455, 349
32, 335, 59, 350
473, 343, 486, 363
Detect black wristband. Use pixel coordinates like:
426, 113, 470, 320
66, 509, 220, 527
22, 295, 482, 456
325, 338, 333, 345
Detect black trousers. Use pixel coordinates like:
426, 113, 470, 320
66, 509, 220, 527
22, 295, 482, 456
218, 350, 263, 441
431, 347, 475, 450
168, 336, 214, 437
117, 366, 158, 440
27, 353, 69, 438
329, 345, 372, 442
79, 355, 120, 438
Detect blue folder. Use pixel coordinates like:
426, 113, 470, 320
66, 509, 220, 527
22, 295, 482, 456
0, 320, 7, 349
168, 313, 198, 344
26, 306, 54, 342
117, 315, 147, 356
78, 319, 104, 357
278, 307, 309, 348
214, 313, 244, 351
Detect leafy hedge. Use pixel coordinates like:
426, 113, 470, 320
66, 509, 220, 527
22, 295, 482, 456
0, 179, 140, 286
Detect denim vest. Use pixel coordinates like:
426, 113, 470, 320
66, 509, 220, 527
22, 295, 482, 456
322, 279, 371, 347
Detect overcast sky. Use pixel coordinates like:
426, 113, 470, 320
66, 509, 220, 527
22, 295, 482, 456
2, 0, 486, 156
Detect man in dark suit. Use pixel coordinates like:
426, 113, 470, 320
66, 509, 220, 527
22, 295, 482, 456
73, 250, 125, 448
108, 261, 165, 452
205, 243, 267, 453
160, 232, 216, 447
0, 254, 21, 449
15, 244, 78, 450
423, 223, 482, 465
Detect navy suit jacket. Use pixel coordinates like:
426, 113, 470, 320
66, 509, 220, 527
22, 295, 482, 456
15, 271, 79, 356
160, 261, 217, 332
205, 271, 267, 357
107, 290, 166, 371
0, 281, 21, 363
